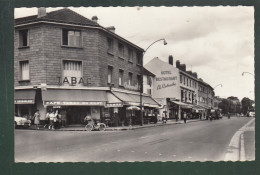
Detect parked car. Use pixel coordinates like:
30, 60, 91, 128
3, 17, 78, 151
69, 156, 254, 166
248, 111, 255, 117
14, 116, 31, 128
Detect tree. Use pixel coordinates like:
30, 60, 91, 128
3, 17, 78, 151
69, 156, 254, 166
218, 99, 230, 114
241, 97, 254, 114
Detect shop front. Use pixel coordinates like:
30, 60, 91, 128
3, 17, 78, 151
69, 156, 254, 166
14, 89, 37, 119
112, 90, 160, 126
42, 89, 107, 125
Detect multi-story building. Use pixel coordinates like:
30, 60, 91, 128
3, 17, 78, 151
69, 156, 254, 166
176, 60, 198, 105
14, 8, 159, 126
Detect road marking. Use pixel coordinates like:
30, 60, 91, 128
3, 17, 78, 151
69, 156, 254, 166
240, 133, 246, 161
173, 155, 176, 157
131, 150, 135, 153
145, 152, 148, 154
117, 150, 120, 152
224, 118, 255, 161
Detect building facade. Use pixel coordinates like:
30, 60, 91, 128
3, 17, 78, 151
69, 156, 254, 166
14, 8, 159, 126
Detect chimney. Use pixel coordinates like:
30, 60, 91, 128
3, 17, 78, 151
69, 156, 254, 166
168, 55, 173, 66
106, 26, 115, 33
37, 7, 46, 18
180, 64, 186, 71
92, 16, 98, 23
192, 72, 198, 78
176, 60, 180, 68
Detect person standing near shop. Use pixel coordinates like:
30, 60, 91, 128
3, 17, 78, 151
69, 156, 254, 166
54, 110, 59, 129
49, 111, 55, 130
44, 110, 50, 128
33, 110, 40, 129
183, 112, 187, 124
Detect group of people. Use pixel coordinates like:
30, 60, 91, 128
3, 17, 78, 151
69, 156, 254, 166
43, 110, 67, 130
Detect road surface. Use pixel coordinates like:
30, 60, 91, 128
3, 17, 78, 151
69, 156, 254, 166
15, 117, 254, 162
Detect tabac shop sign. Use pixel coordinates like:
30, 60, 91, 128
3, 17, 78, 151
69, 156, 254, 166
156, 71, 177, 90
57, 77, 91, 86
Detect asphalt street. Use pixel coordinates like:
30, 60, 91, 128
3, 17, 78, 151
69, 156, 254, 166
15, 117, 254, 162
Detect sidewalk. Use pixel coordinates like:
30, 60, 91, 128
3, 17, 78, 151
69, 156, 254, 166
28, 118, 206, 131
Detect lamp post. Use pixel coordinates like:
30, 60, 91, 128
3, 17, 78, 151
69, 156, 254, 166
140, 39, 167, 126
242, 72, 254, 76
214, 84, 223, 89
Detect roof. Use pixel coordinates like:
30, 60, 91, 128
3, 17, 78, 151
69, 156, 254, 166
143, 68, 155, 77
15, 8, 99, 27
15, 8, 144, 51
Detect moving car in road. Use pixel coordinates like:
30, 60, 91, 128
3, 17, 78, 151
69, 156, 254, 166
14, 116, 31, 129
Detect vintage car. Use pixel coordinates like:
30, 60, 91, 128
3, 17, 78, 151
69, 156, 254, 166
14, 116, 31, 128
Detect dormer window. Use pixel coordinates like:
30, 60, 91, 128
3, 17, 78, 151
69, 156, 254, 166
62, 29, 81, 47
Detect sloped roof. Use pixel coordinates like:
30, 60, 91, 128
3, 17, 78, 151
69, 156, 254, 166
15, 8, 99, 27
143, 68, 155, 77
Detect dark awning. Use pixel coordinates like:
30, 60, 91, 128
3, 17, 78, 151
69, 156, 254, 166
42, 89, 107, 106
14, 89, 36, 104
112, 91, 160, 107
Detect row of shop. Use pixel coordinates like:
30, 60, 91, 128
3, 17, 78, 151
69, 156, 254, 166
14, 88, 160, 127
156, 98, 212, 120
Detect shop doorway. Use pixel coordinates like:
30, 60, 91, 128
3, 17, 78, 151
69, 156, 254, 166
66, 106, 91, 125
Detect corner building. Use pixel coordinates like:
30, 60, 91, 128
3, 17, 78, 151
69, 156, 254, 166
14, 8, 159, 126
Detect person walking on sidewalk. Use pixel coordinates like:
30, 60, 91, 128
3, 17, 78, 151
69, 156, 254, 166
44, 110, 50, 128
183, 112, 187, 124
33, 110, 40, 129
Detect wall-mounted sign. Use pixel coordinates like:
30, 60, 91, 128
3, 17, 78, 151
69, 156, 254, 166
57, 77, 91, 86
14, 99, 34, 104
44, 101, 104, 106
124, 82, 139, 91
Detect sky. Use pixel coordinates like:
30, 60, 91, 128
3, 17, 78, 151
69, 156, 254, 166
15, 6, 254, 101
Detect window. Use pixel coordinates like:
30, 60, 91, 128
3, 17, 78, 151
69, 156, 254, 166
63, 60, 82, 85
190, 80, 192, 87
137, 52, 142, 65
19, 29, 29, 47
184, 77, 186, 85
147, 89, 152, 95
107, 38, 114, 54
128, 48, 133, 62
118, 43, 124, 58
187, 78, 189, 86
180, 75, 182, 83
108, 66, 113, 84
119, 69, 124, 86
20, 60, 29, 80
128, 72, 133, 85
62, 29, 81, 47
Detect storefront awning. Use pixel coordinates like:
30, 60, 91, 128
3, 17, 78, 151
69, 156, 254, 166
170, 100, 192, 109
14, 89, 36, 104
42, 89, 107, 106
106, 92, 123, 107
112, 91, 160, 107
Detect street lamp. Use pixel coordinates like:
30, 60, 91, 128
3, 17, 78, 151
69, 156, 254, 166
140, 38, 167, 126
242, 72, 254, 76
214, 84, 223, 89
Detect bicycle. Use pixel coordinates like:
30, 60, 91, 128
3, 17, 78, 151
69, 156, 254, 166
85, 120, 106, 131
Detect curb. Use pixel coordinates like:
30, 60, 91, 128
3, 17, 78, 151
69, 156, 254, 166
23, 119, 205, 131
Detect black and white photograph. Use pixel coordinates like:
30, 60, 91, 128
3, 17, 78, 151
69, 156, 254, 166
14, 6, 254, 162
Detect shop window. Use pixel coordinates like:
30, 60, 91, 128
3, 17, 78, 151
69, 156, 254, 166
128, 72, 133, 85
19, 60, 29, 80
19, 29, 29, 47
128, 48, 133, 62
118, 43, 124, 58
108, 66, 113, 84
119, 69, 124, 86
62, 29, 81, 47
107, 38, 114, 54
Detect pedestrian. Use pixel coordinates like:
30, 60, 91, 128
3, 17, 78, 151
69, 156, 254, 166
54, 110, 59, 129
199, 112, 202, 120
44, 110, 50, 128
183, 112, 187, 124
49, 111, 55, 130
33, 110, 40, 129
